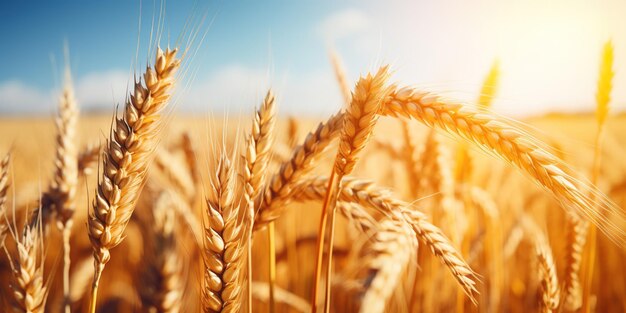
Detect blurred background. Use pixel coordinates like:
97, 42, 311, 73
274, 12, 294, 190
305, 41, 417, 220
1, 0, 625, 117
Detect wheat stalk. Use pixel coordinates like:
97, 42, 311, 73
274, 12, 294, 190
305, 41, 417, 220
537, 245, 560, 313
87, 47, 180, 313
241, 90, 276, 312
581, 39, 614, 313
256, 111, 344, 229
382, 86, 626, 247
312, 66, 392, 312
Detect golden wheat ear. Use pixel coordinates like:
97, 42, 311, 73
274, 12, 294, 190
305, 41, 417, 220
203, 152, 246, 313
87, 47, 181, 312
537, 244, 560, 313
8, 222, 48, 313
383, 87, 626, 247
256, 111, 344, 229
342, 217, 416, 313
138, 192, 183, 313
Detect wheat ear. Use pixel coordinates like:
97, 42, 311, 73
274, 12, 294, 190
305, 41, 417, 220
329, 49, 351, 106
241, 90, 276, 312
348, 218, 416, 313
581, 39, 614, 313
87, 47, 180, 313
289, 176, 478, 302
78, 143, 101, 176
203, 154, 245, 313
140, 192, 182, 313
153, 147, 195, 200
477, 59, 500, 109
382, 86, 626, 246
0, 152, 10, 248
562, 214, 585, 311
8, 224, 48, 313
256, 111, 344, 229
399, 120, 420, 197
537, 245, 560, 313
312, 66, 392, 312
286, 116, 299, 148
47, 69, 79, 313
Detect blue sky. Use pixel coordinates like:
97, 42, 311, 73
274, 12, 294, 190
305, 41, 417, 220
1, 0, 626, 117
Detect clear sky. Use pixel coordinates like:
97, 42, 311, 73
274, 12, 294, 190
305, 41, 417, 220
1, 0, 625, 117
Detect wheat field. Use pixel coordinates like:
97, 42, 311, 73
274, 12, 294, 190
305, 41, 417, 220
0, 36, 625, 313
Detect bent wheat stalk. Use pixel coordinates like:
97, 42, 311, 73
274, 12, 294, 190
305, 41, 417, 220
382, 86, 626, 247
312, 66, 392, 313
87, 47, 180, 313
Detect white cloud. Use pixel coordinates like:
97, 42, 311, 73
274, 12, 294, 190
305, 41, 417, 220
0, 70, 129, 114
317, 9, 370, 42
75, 70, 129, 111
179, 65, 271, 113
178, 64, 344, 117
0, 81, 54, 114
0, 64, 346, 118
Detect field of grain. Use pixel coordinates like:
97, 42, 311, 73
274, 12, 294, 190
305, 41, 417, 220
1, 39, 626, 313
